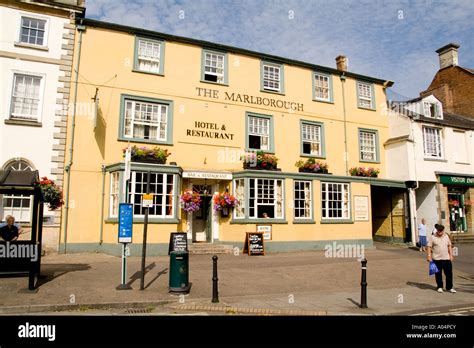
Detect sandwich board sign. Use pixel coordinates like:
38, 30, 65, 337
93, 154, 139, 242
243, 232, 265, 256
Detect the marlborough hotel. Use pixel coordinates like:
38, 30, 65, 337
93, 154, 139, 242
61, 18, 410, 255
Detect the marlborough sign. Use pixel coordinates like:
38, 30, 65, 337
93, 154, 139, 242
196, 87, 304, 111
439, 175, 474, 186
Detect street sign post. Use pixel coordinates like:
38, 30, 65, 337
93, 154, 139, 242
117, 203, 133, 290
140, 171, 151, 290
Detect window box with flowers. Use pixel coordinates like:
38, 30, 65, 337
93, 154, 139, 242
241, 151, 280, 171
123, 145, 171, 164
295, 158, 329, 174
180, 190, 201, 213
213, 192, 239, 218
37, 177, 64, 211
349, 167, 380, 178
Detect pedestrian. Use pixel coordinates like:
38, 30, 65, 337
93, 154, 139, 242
418, 218, 427, 252
431, 223, 439, 235
0, 215, 21, 242
427, 224, 456, 293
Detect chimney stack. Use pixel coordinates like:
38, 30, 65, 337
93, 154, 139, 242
435, 43, 460, 69
336, 55, 348, 72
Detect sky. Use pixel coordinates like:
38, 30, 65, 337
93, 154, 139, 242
86, 0, 474, 100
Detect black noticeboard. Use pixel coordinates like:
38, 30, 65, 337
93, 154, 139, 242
243, 232, 265, 256
168, 233, 188, 254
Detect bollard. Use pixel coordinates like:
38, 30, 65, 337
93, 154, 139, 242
360, 258, 368, 308
212, 255, 219, 303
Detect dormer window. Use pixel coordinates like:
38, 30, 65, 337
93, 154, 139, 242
423, 102, 442, 119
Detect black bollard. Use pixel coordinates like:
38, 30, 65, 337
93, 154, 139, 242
360, 258, 368, 308
212, 255, 219, 303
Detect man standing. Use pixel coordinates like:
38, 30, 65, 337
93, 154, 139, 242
427, 225, 456, 293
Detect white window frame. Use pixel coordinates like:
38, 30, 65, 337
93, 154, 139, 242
357, 81, 373, 109
423, 102, 442, 119
17, 13, 49, 48
127, 171, 175, 218
203, 50, 225, 84
109, 172, 120, 218
314, 73, 331, 101
123, 98, 168, 142
248, 115, 270, 151
136, 38, 162, 74
9, 71, 45, 122
248, 178, 284, 219
262, 63, 281, 92
233, 179, 246, 219
359, 130, 377, 161
321, 182, 350, 220
1, 160, 34, 223
302, 123, 322, 156
294, 180, 312, 220
423, 126, 443, 159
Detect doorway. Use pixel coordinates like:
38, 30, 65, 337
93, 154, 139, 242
448, 187, 467, 232
192, 185, 213, 243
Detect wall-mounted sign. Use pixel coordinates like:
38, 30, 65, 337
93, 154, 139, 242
186, 121, 235, 140
118, 203, 133, 243
439, 175, 474, 187
183, 171, 233, 180
196, 87, 304, 112
257, 225, 272, 240
354, 196, 369, 221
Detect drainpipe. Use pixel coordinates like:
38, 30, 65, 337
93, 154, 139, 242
99, 164, 106, 245
409, 117, 419, 246
62, 21, 85, 254
340, 73, 349, 175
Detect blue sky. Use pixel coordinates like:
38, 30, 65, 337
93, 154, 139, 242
87, 0, 474, 99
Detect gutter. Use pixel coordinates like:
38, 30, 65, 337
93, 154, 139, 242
62, 20, 86, 254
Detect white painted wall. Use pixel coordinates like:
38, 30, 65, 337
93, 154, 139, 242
0, 7, 67, 59
415, 182, 438, 234
0, 5, 70, 222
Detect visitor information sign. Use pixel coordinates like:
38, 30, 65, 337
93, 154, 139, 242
118, 203, 133, 243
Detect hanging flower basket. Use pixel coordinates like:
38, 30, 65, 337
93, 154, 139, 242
295, 158, 329, 174
349, 167, 380, 178
180, 190, 201, 213
241, 151, 279, 170
213, 192, 239, 217
37, 177, 64, 211
123, 145, 171, 164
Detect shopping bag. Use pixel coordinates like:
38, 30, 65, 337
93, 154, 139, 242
429, 261, 439, 276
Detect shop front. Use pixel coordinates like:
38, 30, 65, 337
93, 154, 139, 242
437, 173, 474, 234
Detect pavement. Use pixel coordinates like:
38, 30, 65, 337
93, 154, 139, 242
0, 242, 472, 316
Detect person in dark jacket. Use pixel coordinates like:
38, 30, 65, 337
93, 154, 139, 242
0, 215, 21, 242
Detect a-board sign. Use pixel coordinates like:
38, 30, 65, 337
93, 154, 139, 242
118, 203, 133, 243
142, 194, 154, 208
168, 232, 188, 255
243, 232, 265, 256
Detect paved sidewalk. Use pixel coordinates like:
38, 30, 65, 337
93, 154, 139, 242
0, 243, 472, 315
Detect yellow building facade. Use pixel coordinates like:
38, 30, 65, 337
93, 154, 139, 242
60, 18, 407, 255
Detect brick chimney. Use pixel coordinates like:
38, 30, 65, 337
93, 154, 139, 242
336, 55, 348, 71
435, 43, 460, 69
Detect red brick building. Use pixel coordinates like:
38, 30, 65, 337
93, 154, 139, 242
420, 43, 474, 118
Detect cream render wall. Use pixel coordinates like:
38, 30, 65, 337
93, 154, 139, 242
63, 25, 391, 249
